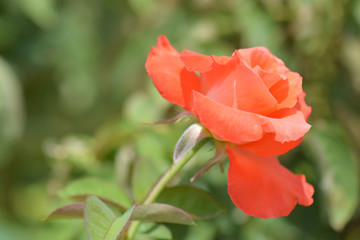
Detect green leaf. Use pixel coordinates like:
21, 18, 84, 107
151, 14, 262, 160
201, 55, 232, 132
0, 218, 24, 240
183, 221, 216, 240
0, 57, 24, 168
131, 157, 162, 202
32, 221, 87, 240
134, 223, 172, 240
44, 202, 84, 220
60, 177, 131, 210
306, 122, 359, 230
18, 0, 57, 29
157, 186, 222, 219
104, 205, 136, 240
123, 91, 163, 123
240, 217, 306, 240
132, 203, 195, 225
173, 123, 211, 163
84, 196, 117, 240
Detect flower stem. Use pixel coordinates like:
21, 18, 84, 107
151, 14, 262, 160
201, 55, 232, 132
126, 139, 208, 239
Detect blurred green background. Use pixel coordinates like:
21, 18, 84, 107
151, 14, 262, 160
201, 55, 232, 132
1, 0, 360, 239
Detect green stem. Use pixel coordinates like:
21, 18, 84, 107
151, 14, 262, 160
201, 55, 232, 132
127, 139, 208, 239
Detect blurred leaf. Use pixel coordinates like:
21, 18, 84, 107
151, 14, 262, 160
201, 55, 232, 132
84, 195, 117, 240
45, 202, 84, 220
354, 0, 360, 26
240, 218, 307, 240
0, 18, 18, 50
341, 37, 360, 94
136, 133, 168, 167
132, 203, 195, 225
55, 1, 100, 115
115, 144, 135, 190
184, 221, 216, 240
12, 181, 49, 222
93, 121, 136, 160
173, 123, 211, 163
0, 218, 24, 240
60, 177, 131, 210
157, 186, 222, 219
124, 91, 163, 123
127, 0, 157, 16
131, 157, 163, 202
306, 122, 359, 230
18, 0, 57, 29
104, 205, 136, 240
134, 223, 172, 240
0, 57, 24, 168
234, 0, 283, 53
43, 135, 96, 167
345, 224, 360, 240
33, 221, 88, 240
110, 34, 154, 103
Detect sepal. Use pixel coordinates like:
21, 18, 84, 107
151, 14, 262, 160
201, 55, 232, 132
190, 141, 227, 182
173, 123, 211, 163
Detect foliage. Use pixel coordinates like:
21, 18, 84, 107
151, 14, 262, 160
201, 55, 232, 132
1, 0, 360, 239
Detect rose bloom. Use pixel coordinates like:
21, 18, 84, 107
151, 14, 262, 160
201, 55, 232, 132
146, 35, 314, 218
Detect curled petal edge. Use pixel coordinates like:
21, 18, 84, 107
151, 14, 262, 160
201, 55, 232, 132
193, 91, 311, 144
226, 146, 314, 218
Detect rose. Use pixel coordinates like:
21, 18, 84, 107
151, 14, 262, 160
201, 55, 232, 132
146, 35, 314, 218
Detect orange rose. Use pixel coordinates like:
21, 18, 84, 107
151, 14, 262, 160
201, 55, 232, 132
146, 35, 314, 218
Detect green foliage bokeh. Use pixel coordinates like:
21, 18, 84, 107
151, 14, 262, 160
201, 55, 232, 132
1, 0, 360, 239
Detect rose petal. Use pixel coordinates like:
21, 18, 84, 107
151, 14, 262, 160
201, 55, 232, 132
253, 66, 285, 89
274, 72, 303, 109
232, 53, 278, 114
212, 55, 231, 65
145, 35, 200, 110
180, 69, 201, 111
295, 92, 311, 120
239, 133, 303, 156
193, 91, 264, 143
265, 108, 311, 143
226, 146, 314, 218
193, 92, 311, 144
237, 47, 303, 110
200, 52, 278, 114
237, 47, 288, 77
180, 50, 213, 72
268, 79, 289, 104
199, 56, 237, 107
